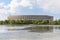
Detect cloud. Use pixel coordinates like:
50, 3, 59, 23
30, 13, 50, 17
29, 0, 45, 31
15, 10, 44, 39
8, 0, 33, 14
9, 0, 60, 15
0, 2, 9, 20
19, 0, 32, 7
0, 0, 60, 20
37, 0, 60, 13
0, 0, 34, 20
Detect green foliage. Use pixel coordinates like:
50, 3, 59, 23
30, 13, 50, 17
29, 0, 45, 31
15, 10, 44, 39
57, 20, 60, 25
15, 20, 22, 24
1, 19, 60, 25
54, 20, 58, 25
0, 20, 4, 24
9, 20, 16, 24
32, 20, 43, 24
54, 20, 60, 25
4, 20, 10, 24
42, 20, 49, 25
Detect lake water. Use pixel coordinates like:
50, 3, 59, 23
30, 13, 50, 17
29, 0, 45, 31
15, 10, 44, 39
0, 25, 60, 40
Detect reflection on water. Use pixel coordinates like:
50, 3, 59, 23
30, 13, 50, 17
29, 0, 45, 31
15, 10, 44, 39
0, 25, 60, 40
0, 25, 8, 33
22, 26, 53, 33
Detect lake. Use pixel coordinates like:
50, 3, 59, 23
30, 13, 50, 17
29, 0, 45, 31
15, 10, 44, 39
0, 25, 60, 40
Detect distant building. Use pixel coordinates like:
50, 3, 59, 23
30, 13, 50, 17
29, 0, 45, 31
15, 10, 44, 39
8, 15, 53, 22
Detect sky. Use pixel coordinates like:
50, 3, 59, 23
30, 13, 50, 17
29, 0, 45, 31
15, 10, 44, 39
0, 0, 60, 20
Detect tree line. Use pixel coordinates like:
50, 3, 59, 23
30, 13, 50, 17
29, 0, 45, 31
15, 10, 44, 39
0, 20, 60, 25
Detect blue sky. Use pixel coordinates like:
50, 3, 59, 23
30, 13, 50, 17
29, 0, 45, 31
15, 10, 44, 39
0, 0, 11, 5
0, 0, 60, 20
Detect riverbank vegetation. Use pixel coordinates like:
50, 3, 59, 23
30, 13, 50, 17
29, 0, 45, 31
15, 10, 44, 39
0, 20, 60, 25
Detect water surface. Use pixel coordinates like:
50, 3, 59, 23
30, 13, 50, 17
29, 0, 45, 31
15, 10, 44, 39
0, 25, 60, 40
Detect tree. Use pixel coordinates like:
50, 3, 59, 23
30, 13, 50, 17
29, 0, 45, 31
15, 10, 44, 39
42, 20, 49, 25
54, 20, 58, 25
9, 20, 16, 24
57, 20, 60, 25
4, 20, 10, 24
0, 21, 4, 24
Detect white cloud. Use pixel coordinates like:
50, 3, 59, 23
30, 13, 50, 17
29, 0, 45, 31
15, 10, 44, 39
8, 0, 33, 14
0, 0, 60, 20
9, 0, 60, 14
37, 0, 60, 13
19, 0, 32, 7
0, 2, 8, 20
0, 0, 33, 20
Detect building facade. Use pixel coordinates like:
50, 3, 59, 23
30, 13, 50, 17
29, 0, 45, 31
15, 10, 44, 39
8, 15, 53, 22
